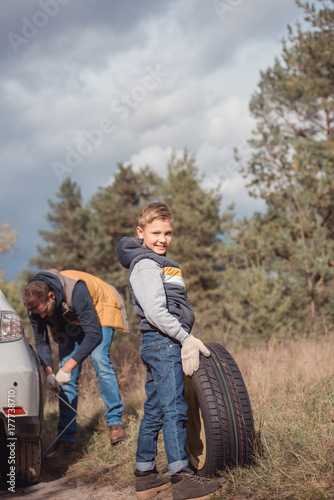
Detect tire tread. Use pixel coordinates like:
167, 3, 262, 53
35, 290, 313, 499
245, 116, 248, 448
186, 342, 255, 476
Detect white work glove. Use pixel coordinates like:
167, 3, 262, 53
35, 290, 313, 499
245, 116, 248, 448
46, 373, 61, 393
181, 334, 210, 376
55, 368, 71, 387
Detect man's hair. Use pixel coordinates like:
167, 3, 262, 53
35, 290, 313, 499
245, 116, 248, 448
138, 202, 174, 228
22, 281, 52, 310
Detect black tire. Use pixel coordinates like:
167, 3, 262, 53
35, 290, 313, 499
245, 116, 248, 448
0, 435, 42, 487
29, 344, 44, 435
16, 437, 42, 486
185, 342, 255, 476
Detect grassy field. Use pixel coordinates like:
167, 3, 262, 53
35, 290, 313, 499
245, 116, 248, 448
42, 334, 334, 499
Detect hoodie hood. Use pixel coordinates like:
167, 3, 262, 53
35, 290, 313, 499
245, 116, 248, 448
28, 270, 64, 309
118, 237, 195, 337
117, 237, 156, 269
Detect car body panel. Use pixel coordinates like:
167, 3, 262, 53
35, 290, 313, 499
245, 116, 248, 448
0, 289, 43, 438
0, 288, 43, 486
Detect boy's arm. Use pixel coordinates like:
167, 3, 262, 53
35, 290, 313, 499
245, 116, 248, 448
130, 259, 210, 376
130, 259, 190, 342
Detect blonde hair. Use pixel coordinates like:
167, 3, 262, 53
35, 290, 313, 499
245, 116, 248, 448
138, 202, 174, 228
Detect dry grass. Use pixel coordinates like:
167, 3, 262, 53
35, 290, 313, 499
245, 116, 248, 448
42, 334, 334, 498
214, 335, 334, 499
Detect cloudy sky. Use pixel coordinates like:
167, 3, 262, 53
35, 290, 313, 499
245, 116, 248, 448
1, 0, 302, 281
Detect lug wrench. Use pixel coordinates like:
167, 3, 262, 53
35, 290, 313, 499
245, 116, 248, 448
43, 390, 94, 456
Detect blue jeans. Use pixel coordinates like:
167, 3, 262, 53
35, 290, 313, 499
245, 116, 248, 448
136, 332, 189, 475
58, 326, 124, 442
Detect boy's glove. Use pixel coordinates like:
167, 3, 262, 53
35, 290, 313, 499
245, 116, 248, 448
46, 373, 61, 393
55, 368, 71, 387
181, 335, 210, 376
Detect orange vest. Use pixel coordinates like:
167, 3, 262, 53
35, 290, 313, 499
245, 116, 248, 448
48, 269, 129, 332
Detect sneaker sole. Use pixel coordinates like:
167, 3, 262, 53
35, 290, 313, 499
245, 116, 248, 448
136, 482, 170, 500
173, 486, 224, 500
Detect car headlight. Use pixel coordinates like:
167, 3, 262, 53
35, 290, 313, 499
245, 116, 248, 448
0, 311, 24, 342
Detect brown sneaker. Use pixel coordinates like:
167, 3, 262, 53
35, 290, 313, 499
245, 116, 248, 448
45, 440, 77, 459
109, 424, 126, 445
171, 469, 223, 500
135, 467, 170, 500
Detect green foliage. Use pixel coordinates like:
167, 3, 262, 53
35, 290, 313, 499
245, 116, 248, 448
220, 264, 293, 345
29, 178, 92, 272
88, 163, 162, 295
27, 153, 235, 335
163, 151, 230, 314
240, 0, 334, 336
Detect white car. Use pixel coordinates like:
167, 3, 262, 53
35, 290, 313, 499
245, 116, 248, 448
0, 289, 43, 490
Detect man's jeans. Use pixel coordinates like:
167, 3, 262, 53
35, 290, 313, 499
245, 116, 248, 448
58, 326, 123, 442
136, 332, 189, 475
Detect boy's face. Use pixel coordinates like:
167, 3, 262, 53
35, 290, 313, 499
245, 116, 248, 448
137, 218, 173, 255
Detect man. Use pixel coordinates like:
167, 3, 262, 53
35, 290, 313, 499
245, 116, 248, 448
22, 269, 129, 458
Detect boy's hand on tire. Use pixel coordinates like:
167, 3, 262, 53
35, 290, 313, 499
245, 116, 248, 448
46, 373, 61, 393
181, 335, 210, 376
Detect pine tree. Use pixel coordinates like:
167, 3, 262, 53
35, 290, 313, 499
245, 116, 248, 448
241, 0, 334, 334
162, 151, 231, 325
30, 178, 92, 271
89, 163, 162, 294
220, 215, 294, 343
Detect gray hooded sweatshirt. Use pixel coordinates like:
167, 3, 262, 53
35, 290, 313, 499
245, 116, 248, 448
117, 237, 194, 342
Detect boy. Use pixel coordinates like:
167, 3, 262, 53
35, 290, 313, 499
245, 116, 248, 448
117, 203, 222, 500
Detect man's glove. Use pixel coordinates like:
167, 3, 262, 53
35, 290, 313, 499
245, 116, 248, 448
55, 368, 71, 387
181, 334, 210, 376
46, 373, 61, 393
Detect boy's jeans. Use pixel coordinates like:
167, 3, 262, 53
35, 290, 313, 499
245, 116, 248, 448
136, 332, 189, 475
57, 326, 124, 442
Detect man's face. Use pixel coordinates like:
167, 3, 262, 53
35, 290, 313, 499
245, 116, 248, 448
30, 292, 56, 318
137, 218, 173, 255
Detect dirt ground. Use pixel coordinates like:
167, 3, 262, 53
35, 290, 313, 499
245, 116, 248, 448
0, 471, 175, 500
0, 471, 227, 500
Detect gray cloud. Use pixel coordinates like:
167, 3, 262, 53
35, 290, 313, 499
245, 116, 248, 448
0, 0, 304, 280
2, 0, 168, 58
